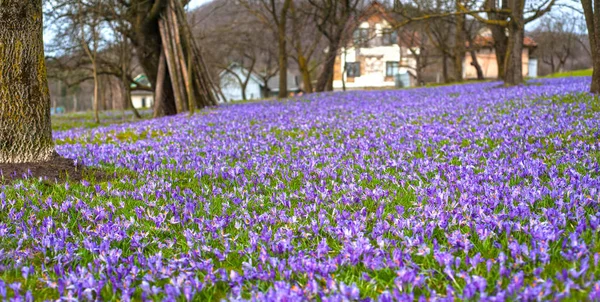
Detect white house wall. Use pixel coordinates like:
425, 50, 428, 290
131, 95, 154, 109
219, 67, 263, 103
334, 44, 416, 90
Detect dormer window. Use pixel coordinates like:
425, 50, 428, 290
353, 28, 371, 46
382, 29, 398, 46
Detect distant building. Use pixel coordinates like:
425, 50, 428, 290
131, 74, 154, 109
333, 2, 417, 91
219, 64, 266, 102
218, 63, 302, 102
463, 30, 538, 79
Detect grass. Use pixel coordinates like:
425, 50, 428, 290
4, 79, 600, 300
544, 69, 593, 78
51, 109, 153, 131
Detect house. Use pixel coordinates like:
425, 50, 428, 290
333, 2, 417, 91
218, 63, 302, 102
219, 64, 266, 102
463, 30, 538, 79
130, 74, 154, 109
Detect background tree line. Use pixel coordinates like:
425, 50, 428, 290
44, 0, 597, 120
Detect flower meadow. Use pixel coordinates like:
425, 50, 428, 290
1, 77, 600, 301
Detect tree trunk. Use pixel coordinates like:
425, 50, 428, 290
92, 64, 100, 123
486, 0, 509, 81
491, 27, 508, 81
504, 17, 524, 86
153, 49, 177, 117
133, 19, 177, 117
298, 55, 313, 93
469, 50, 484, 80
592, 65, 600, 94
121, 71, 140, 119
442, 54, 450, 83
454, 8, 465, 82
0, 0, 54, 163
73, 94, 78, 113
316, 38, 340, 92
276, 0, 292, 98
581, 0, 599, 94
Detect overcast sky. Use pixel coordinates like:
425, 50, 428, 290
188, 0, 213, 9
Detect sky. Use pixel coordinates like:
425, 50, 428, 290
188, 0, 213, 9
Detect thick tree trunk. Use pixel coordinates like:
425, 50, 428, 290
581, 0, 599, 94
0, 0, 54, 163
504, 19, 524, 86
298, 55, 313, 93
92, 66, 100, 123
153, 49, 177, 117
133, 18, 178, 117
491, 26, 508, 80
316, 38, 340, 92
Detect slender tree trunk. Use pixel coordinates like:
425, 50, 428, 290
442, 54, 450, 83
92, 64, 100, 123
276, 0, 292, 98
469, 50, 484, 80
121, 72, 140, 119
454, 7, 465, 82
73, 94, 78, 113
0, 0, 54, 163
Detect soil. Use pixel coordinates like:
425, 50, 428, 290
0, 152, 107, 184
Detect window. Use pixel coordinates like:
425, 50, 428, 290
353, 28, 371, 46
382, 29, 398, 46
346, 62, 360, 77
141, 98, 146, 108
386, 62, 399, 77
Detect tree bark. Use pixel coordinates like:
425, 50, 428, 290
581, 0, 600, 94
504, 7, 525, 86
277, 0, 292, 98
0, 0, 54, 163
298, 55, 313, 93
92, 64, 100, 123
132, 13, 178, 117
469, 50, 484, 80
442, 54, 450, 83
486, 0, 509, 80
454, 6, 465, 82
153, 49, 177, 117
316, 38, 340, 92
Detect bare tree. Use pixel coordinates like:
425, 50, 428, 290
238, 0, 293, 98
395, 0, 555, 85
533, 12, 582, 74
289, 1, 326, 93
75, 0, 103, 123
461, 0, 555, 85
308, 0, 364, 92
